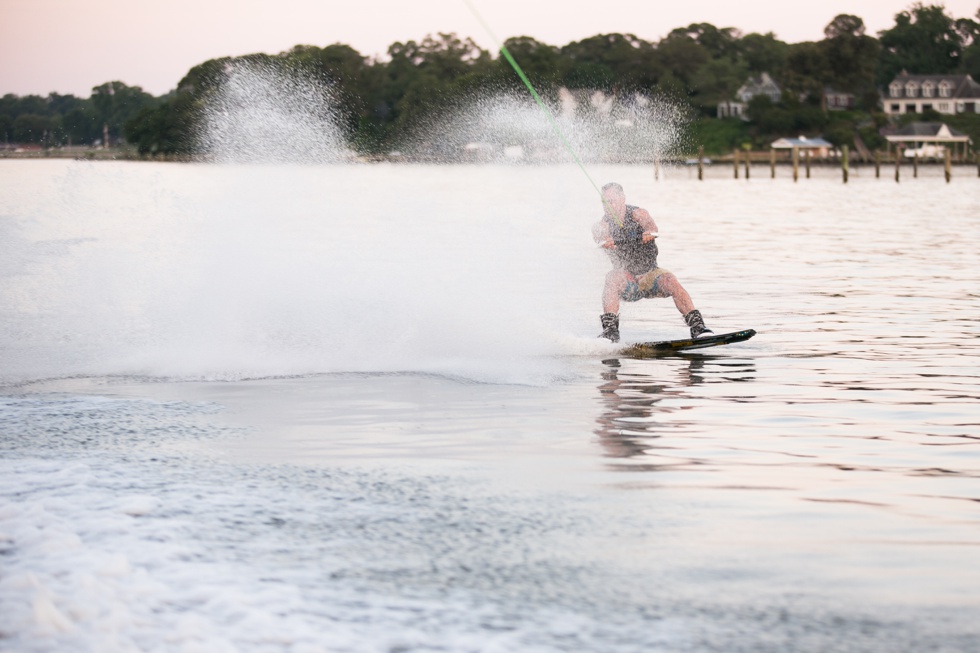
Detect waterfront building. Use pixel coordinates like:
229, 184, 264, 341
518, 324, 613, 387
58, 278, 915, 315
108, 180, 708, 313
884, 121, 972, 159
882, 72, 980, 116
770, 136, 833, 158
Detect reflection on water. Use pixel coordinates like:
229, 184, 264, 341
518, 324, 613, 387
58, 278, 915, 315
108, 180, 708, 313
595, 356, 756, 466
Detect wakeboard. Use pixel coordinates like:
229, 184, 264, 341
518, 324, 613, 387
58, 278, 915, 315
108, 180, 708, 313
620, 329, 756, 358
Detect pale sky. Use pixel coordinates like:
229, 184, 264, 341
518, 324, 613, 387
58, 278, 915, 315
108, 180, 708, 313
2, 0, 979, 97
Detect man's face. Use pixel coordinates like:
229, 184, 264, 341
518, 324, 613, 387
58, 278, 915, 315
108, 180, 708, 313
602, 191, 626, 218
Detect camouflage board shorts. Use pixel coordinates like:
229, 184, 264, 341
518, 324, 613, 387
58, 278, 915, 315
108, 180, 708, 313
621, 267, 671, 302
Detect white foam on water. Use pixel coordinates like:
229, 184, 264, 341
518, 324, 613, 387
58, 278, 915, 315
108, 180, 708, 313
0, 160, 622, 386
0, 437, 689, 653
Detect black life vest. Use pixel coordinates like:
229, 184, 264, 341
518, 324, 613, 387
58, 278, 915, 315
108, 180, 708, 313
603, 205, 659, 276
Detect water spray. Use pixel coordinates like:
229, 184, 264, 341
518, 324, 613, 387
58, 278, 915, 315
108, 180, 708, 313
461, 0, 622, 225
199, 60, 352, 164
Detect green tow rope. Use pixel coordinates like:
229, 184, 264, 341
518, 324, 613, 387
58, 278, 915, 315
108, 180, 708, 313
462, 0, 620, 225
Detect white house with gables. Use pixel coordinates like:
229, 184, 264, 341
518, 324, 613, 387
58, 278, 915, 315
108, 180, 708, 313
736, 72, 782, 103
883, 71, 980, 116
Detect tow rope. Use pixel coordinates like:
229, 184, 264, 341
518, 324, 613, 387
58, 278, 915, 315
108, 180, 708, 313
461, 0, 621, 225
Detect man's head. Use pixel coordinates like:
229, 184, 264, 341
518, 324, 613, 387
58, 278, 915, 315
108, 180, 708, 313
601, 182, 624, 197
601, 182, 626, 218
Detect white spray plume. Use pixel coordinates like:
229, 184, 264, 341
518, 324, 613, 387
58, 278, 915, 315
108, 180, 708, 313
405, 88, 689, 164
198, 60, 354, 164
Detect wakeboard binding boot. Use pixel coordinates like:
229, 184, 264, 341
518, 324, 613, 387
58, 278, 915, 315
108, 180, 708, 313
599, 313, 620, 343
684, 309, 714, 339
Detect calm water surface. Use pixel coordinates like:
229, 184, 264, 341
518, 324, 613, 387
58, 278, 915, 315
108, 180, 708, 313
1, 160, 979, 652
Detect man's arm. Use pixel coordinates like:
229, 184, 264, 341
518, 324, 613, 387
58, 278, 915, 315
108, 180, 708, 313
592, 221, 615, 249
632, 208, 659, 243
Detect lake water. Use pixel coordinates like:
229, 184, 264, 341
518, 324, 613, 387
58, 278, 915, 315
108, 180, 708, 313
1, 159, 979, 652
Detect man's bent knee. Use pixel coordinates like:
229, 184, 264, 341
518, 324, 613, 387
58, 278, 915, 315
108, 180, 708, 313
656, 272, 679, 296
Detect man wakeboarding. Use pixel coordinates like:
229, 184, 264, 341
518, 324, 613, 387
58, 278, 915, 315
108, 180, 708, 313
592, 182, 712, 343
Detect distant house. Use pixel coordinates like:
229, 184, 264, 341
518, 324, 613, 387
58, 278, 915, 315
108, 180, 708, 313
718, 73, 782, 119
737, 73, 782, 103
717, 100, 746, 119
884, 122, 972, 159
770, 136, 833, 158
883, 72, 980, 116
824, 88, 855, 111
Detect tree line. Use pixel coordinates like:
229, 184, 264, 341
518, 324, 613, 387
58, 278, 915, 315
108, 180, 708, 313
3, 3, 979, 156
0, 82, 160, 148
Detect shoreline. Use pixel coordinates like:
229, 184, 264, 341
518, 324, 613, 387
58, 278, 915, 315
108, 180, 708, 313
0, 148, 192, 162
1, 149, 975, 168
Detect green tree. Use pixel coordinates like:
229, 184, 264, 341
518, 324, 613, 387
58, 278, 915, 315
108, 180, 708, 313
124, 94, 196, 155
956, 10, 980, 76
737, 32, 789, 76
0, 94, 47, 120
747, 95, 792, 134
961, 42, 980, 77
176, 57, 235, 97
46, 93, 86, 116
657, 26, 753, 111
61, 106, 99, 145
382, 33, 493, 140
90, 81, 158, 142
499, 36, 561, 88
560, 33, 658, 91
0, 113, 13, 143
562, 61, 615, 89
389, 33, 491, 80
12, 113, 52, 144
773, 92, 828, 133
821, 15, 880, 95
823, 120, 855, 148
655, 33, 710, 90
783, 41, 829, 100
878, 3, 964, 84
689, 57, 748, 112
668, 23, 742, 61
691, 117, 750, 154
